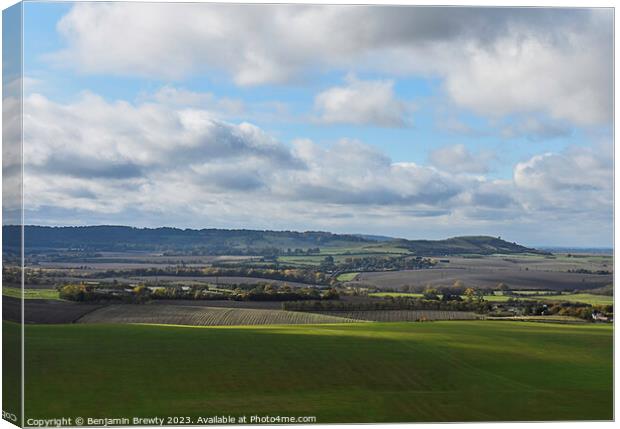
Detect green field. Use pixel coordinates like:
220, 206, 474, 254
13, 320, 612, 423
3, 322, 21, 421
369, 292, 512, 302
336, 272, 360, 282
482, 294, 517, 302
276, 243, 411, 267
2, 286, 59, 300
506, 292, 613, 305
278, 250, 409, 267
539, 293, 614, 306
368, 291, 612, 305
369, 292, 425, 298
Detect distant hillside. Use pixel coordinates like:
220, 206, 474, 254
5, 225, 371, 255
391, 236, 546, 256
352, 234, 395, 242
3, 226, 544, 256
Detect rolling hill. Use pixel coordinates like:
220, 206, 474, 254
393, 235, 547, 256
4, 225, 544, 256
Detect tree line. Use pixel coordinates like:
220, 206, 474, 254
58, 282, 340, 303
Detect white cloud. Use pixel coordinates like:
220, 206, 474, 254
279, 138, 462, 205
21, 92, 462, 215
429, 144, 492, 174
20, 91, 612, 245
314, 76, 406, 127
443, 31, 612, 126
50, 4, 612, 126
2, 95, 23, 214
514, 143, 613, 214
142, 86, 245, 117
21, 92, 299, 214
500, 117, 572, 141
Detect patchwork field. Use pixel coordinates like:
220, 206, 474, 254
14, 320, 612, 422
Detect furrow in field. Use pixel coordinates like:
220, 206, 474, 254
76, 304, 362, 326
303, 310, 480, 322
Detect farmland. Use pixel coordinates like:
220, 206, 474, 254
353, 255, 612, 291
3, 225, 613, 424
536, 293, 614, 306
7, 227, 611, 303
336, 272, 360, 281
3, 297, 103, 324
2, 286, 59, 300
78, 304, 361, 326
4, 226, 613, 424
14, 320, 612, 422
370, 292, 425, 298
304, 310, 479, 322
368, 291, 612, 305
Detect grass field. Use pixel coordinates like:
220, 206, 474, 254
368, 292, 511, 302
2, 286, 59, 300
369, 291, 612, 305
336, 272, 360, 282
538, 293, 614, 306
481, 294, 517, 302
13, 320, 612, 422
369, 292, 424, 298
3, 322, 21, 420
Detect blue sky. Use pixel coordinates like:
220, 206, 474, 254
21, 2, 594, 177
6, 2, 614, 246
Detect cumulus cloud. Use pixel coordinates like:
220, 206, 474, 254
24, 92, 296, 170
278, 139, 463, 206
50, 4, 612, 126
514, 143, 613, 214
22, 92, 462, 216
443, 29, 612, 126
3, 94, 23, 215
19, 91, 612, 245
429, 144, 493, 174
314, 76, 406, 127
21, 92, 301, 213
141, 86, 245, 116
500, 117, 573, 141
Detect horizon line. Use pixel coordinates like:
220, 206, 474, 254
1, 224, 613, 250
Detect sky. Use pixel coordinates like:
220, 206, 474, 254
3, 2, 614, 246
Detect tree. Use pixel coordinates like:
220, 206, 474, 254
423, 287, 440, 300
464, 287, 476, 302
320, 255, 335, 271
441, 291, 461, 302
59, 284, 87, 301
496, 282, 511, 294
323, 288, 339, 300
132, 284, 151, 304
